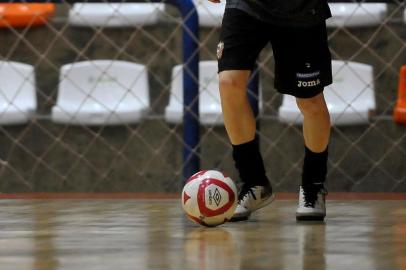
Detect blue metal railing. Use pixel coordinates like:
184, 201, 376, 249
173, 0, 200, 181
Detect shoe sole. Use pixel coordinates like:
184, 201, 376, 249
229, 215, 249, 222
296, 214, 325, 221
229, 193, 276, 222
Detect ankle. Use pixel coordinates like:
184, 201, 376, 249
302, 183, 324, 193
232, 137, 269, 187
301, 146, 328, 187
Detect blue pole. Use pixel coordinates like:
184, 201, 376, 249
170, 0, 200, 180
134, 0, 200, 181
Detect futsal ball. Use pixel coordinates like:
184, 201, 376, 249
181, 170, 238, 227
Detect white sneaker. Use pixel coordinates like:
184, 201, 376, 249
296, 185, 327, 221
230, 184, 275, 222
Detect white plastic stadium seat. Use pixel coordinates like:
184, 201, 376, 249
165, 61, 223, 125
52, 60, 149, 125
0, 61, 36, 125
327, 3, 387, 27
68, 3, 164, 27
278, 60, 376, 125
193, 0, 225, 27
165, 61, 262, 125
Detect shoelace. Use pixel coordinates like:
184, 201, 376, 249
303, 188, 318, 207
238, 185, 256, 203
303, 186, 328, 207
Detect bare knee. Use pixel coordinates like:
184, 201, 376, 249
296, 92, 329, 116
219, 70, 250, 100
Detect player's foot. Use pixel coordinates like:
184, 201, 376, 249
230, 183, 275, 222
296, 184, 327, 221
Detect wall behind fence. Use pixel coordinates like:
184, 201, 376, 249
0, 3, 405, 192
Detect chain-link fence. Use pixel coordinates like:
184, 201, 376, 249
0, 1, 405, 193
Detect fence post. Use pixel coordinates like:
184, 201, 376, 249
170, 0, 200, 181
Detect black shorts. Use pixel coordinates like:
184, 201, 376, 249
217, 8, 333, 98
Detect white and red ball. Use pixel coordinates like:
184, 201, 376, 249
181, 170, 237, 227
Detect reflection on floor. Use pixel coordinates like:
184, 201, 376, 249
0, 199, 405, 270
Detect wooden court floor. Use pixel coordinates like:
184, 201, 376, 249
0, 195, 405, 270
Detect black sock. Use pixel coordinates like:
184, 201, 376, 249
302, 146, 328, 190
232, 137, 269, 187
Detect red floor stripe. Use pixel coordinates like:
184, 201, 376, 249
276, 193, 406, 200
0, 192, 405, 200
0, 193, 180, 200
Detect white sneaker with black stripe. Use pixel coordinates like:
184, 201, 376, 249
296, 185, 327, 221
230, 184, 275, 222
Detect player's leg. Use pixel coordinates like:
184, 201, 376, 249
219, 70, 254, 145
217, 8, 274, 221
296, 92, 330, 221
219, 70, 274, 221
269, 21, 332, 221
297, 93, 330, 153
